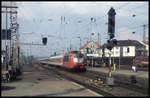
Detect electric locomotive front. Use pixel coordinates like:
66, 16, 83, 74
72, 53, 85, 69
63, 51, 86, 71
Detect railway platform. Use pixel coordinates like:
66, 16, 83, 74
2, 64, 102, 97
86, 66, 149, 89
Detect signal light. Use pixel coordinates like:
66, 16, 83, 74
108, 7, 116, 40
109, 33, 114, 39
106, 39, 117, 50
42, 37, 47, 45
106, 45, 113, 50
107, 40, 113, 50
112, 39, 117, 45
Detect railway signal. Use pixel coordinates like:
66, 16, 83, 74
107, 7, 116, 86
108, 7, 116, 39
106, 39, 117, 50
106, 40, 113, 50
42, 37, 47, 45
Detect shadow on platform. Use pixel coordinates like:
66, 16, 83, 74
26, 88, 87, 96
1, 86, 16, 91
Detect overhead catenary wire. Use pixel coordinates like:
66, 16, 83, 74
116, 24, 149, 34
21, 3, 148, 55
121, 3, 147, 12
97, 3, 130, 23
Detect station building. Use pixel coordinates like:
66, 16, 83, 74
79, 40, 148, 67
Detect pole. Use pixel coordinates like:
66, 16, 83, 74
80, 38, 81, 48
143, 24, 146, 42
26, 48, 28, 64
16, 24, 20, 69
92, 56, 93, 68
5, 7, 8, 71
70, 40, 71, 51
106, 7, 115, 85
77, 37, 81, 50
109, 51, 112, 77
98, 33, 99, 44
119, 57, 120, 70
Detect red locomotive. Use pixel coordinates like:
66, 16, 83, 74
40, 51, 86, 72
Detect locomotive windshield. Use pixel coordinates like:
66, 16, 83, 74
74, 54, 83, 58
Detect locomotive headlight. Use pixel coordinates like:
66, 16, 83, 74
74, 58, 78, 62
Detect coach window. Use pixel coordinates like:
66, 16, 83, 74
66, 56, 69, 61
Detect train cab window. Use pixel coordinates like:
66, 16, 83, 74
64, 55, 69, 62
74, 54, 83, 58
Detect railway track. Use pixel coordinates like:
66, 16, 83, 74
36, 62, 148, 96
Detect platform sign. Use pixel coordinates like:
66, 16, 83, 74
87, 54, 99, 57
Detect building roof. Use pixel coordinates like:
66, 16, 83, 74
80, 41, 100, 50
102, 40, 145, 48
143, 41, 149, 45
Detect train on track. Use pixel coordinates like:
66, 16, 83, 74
39, 51, 86, 72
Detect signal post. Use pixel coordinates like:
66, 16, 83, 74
106, 7, 117, 86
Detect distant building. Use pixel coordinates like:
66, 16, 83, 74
101, 40, 147, 57
79, 41, 100, 56
140, 41, 149, 56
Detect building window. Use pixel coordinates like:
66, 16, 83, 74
127, 48, 130, 53
116, 51, 118, 54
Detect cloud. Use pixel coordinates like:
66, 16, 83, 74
18, 3, 36, 21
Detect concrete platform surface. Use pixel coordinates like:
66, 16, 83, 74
87, 67, 149, 89
87, 67, 148, 79
2, 80, 102, 96
2, 64, 102, 97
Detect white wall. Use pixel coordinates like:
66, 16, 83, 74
103, 46, 120, 57
146, 44, 149, 56
139, 41, 149, 56
144, 44, 149, 56
112, 47, 120, 57
123, 46, 135, 57
81, 42, 137, 58
102, 46, 135, 57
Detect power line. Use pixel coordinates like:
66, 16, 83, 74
115, 3, 130, 10
116, 24, 149, 33
122, 3, 147, 12
97, 3, 130, 23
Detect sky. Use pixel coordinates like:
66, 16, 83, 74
1, 1, 149, 57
